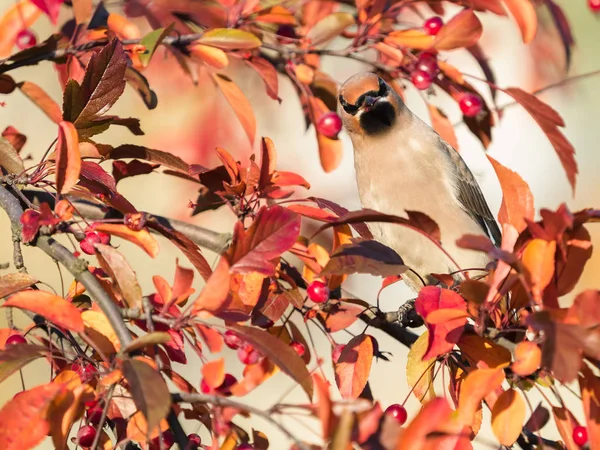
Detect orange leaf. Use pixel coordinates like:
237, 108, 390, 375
192, 257, 231, 316
55, 121, 81, 194
255, 6, 297, 25
3, 290, 84, 332
202, 358, 225, 389
491, 388, 526, 445
503, 0, 537, 43
0, 383, 64, 450
286, 204, 338, 222
457, 332, 512, 369
458, 367, 505, 426
317, 132, 343, 173
428, 105, 459, 151
522, 239, 556, 303
307, 12, 355, 46
312, 373, 335, 440
487, 155, 534, 233
335, 334, 373, 399
126, 410, 169, 444
552, 406, 581, 450
230, 357, 278, 396
212, 73, 256, 145
406, 332, 436, 403
48, 382, 93, 449
82, 310, 120, 353
198, 28, 261, 50
92, 223, 159, 257
434, 9, 483, 50
17, 81, 62, 123
0, 0, 41, 58
188, 43, 229, 69
384, 30, 434, 50
107, 13, 141, 40
511, 340, 541, 376
579, 365, 600, 450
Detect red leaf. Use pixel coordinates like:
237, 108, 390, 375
312, 373, 335, 440
229, 324, 313, 398
504, 87, 577, 192
31, 0, 64, 24
414, 286, 467, 360
503, 0, 537, 43
286, 204, 339, 222
321, 300, 363, 333
113, 160, 159, 183
80, 160, 117, 192
0, 344, 47, 382
579, 365, 600, 450
334, 334, 373, 399
2, 126, 27, 152
55, 121, 81, 194
433, 9, 483, 50
487, 155, 534, 233
3, 290, 84, 332
428, 105, 459, 151
92, 223, 159, 258
0, 383, 64, 450
227, 205, 301, 275
270, 171, 311, 189
246, 56, 280, 102
108, 144, 190, 173
212, 73, 256, 145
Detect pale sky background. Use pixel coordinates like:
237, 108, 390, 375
1, 0, 599, 448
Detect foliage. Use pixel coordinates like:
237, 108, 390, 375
0, 0, 598, 449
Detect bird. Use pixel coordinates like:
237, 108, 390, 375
337, 72, 501, 292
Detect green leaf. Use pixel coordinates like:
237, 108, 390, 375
229, 324, 313, 398
122, 359, 171, 432
138, 24, 174, 67
198, 28, 261, 50
62, 39, 127, 139
122, 332, 172, 354
0, 344, 47, 383
307, 12, 355, 46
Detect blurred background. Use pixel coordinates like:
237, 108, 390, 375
1, 0, 599, 448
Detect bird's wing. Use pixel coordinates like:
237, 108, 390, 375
439, 139, 502, 247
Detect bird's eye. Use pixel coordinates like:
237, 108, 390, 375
339, 95, 359, 115
377, 77, 388, 97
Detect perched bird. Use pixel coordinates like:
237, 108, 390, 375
338, 72, 501, 291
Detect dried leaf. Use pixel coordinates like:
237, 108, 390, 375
227, 205, 301, 275
321, 240, 408, 277
0, 344, 47, 383
82, 310, 120, 353
95, 244, 142, 309
3, 290, 84, 332
198, 28, 261, 49
307, 12, 355, 46
0, 383, 63, 450
125, 67, 157, 110
122, 332, 171, 354
434, 9, 483, 50
406, 332, 436, 403
504, 0, 537, 43
55, 121, 81, 194
230, 324, 313, 398
491, 388, 526, 445
0, 136, 24, 174
335, 334, 373, 400
487, 155, 534, 233
212, 73, 256, 144
0, 273, 38, 298
122, 358, 171, 433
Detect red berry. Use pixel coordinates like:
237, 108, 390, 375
72, 361, 97, 381
16, 29, 37, 50
459, 93, 482, 117
187, 433, 202, 448
77, 425, 97, 447
87, 404, 103, 425
5, 333, 27, 346
80, 232, 102, 255
223, 330, 242, 349
307, 280, 330, 303
573, 425, 588, 446
332, 344, 345, 363
237, 345, 260, 365
411, 70, 433, 90
317, 112, 343, 139
290, 340, 306, 357
200, 378, 212, 393
385, 404, 408, 425
150, 430, 175, 449
415, 54, 439, 77
589, 0, 600, 13
424, 16, 444, 36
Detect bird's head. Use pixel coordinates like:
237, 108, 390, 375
338, 73, 403, 137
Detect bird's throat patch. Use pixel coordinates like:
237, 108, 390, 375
359, 102, 396, 136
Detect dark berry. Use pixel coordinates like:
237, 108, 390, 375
316, 112, 343, 139
187, 433, 202, 448
16, 29, 37, 50
223, 330, 242, 349
237, 444, 254, 450
150, 430, 175, 449
77, 425, 97, 447
307, 280, 329, 303
290, 340, 306, 357
332, 344, 345, 363
237, 345, 260, 365
385, 404, 408, 425
217, 373, 237, 396
411, 70, 433, 90
5, 333, 27, 346
72, 361, 97, 381
572, 425, 588, 446
424, 16, 444, 36
87, 403, 103, 425
276, 24, 297, 40
459, 93, 482, 117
